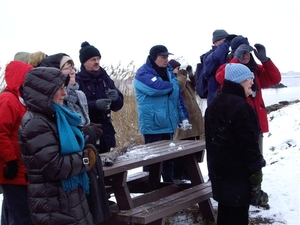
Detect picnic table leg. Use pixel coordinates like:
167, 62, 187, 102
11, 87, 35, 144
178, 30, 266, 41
147, 162, 163, 191
146, 217, 166, 225
110, 171, 134, 210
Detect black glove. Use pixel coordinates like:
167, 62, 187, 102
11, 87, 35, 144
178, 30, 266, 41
95, 99, 112, 111
106, 89, 118, 102
91, 123, 103, 140
234, 44, 253, 61
253, 43, 269, 63
226, 34, 238, 42
3, 160, 18, 180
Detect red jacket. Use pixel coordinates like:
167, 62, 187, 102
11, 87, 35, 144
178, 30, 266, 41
0, 61, 33, 185
215, 57, 281, 133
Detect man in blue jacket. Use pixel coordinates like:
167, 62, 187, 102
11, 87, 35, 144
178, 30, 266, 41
202, 29, 237, 105
76, 41, 124, 153
134, 45, 191, 182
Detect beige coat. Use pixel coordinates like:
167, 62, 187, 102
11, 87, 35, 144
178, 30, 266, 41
174, 70, 204, 140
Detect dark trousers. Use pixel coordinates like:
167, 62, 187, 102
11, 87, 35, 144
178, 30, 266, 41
217, 202, 249, 225
258, 133, 263, 154
143, 133, 174, 182
1, 184, 32, 225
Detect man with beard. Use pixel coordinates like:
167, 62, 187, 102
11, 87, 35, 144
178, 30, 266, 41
76, 41, 124, 153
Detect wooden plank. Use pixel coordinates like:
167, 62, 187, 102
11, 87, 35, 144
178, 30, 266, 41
116, 182, 212, 224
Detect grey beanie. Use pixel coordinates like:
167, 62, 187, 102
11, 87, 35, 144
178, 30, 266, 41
212, 29, 229, 43
14, 52, 32, 63
225, 63, 254, 83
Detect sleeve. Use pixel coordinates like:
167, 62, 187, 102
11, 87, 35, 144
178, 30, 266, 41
256, 60, 281, 88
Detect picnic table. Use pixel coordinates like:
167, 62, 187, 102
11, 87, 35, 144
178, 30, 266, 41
100, 140, 216, 225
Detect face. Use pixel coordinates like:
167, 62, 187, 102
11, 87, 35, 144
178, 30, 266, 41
240, 52, 251, 64
241, 78, 254, 97
172, 66, 180, 74
155, 55, 169, 68
83, 56, 100, 72
61, 63, 76, 85
52, 84, 67, 105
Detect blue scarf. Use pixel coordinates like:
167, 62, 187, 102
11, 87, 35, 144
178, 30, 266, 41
52, 103, 90, 194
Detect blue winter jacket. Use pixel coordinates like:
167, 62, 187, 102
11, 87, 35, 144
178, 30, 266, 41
202, 40, 230, 105
134, 57, 188, 135
76, 66, 123, 149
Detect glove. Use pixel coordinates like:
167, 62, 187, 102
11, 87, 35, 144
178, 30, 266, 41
91, 123, 103, 140
85, 144, 97, 170
226, 34, 238, 42
106, 89, 118, 102
186, 65, 194, 79
3, 160, 18, 180
253, 43, 269, 63
178, 119, 192, 131
95, 98, 112, 111
234, 44, 253, 61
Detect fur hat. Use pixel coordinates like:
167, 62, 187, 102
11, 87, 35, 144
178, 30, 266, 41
79, 41, 101, 64
149, 45, 173, 60
28, 51, 47, 67
212, 29, 229, 43
225, 63, 254, 84
168, 59, 181, 70
230, 35, 253, 54
14, 52, 32, 63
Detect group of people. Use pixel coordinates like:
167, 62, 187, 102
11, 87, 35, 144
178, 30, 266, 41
0, 28, 281, 225
0, 42, 123, 224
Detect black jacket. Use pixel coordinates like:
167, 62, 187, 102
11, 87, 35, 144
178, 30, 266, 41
204, 80, 266, 206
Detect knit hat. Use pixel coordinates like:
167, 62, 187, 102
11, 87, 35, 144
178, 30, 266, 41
79, 41, 101, 64
14, 52, 32, 63
231, 35, 253, 53
212, 29, 229, 43
225, 63, 254, 83
149, 45, 173, 60
60, 55, 73, 69
168, 59, 181, 70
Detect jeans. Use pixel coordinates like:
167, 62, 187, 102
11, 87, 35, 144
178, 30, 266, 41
1, 184, 32, 225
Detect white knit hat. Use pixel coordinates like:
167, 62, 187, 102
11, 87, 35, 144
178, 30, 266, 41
225, 63, 254, 83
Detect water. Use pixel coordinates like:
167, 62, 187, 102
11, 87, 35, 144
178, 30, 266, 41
262, 77, 300, 106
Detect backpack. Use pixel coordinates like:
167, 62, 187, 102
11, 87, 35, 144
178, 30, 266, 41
194, 50, 212, 99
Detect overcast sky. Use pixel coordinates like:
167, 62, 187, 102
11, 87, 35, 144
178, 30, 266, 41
0, 0, 299, 72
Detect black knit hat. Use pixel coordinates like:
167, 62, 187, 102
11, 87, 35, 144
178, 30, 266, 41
79, 41, 101, 64
168, 59, 181, 70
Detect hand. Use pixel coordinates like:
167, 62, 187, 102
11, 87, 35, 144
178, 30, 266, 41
186, 65, 194, 79
91, 123, 103, 139
226, 34, 237, 42
253, 43, 269, 63
3, 160, 18, 180
178, 119, 192, 131
85, 144, 97, 170
95, 98, 112, 111
234, 44, 253, 61
106, 89, 118, 102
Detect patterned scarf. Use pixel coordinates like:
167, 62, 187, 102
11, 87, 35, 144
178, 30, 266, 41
52, 102, 90, 194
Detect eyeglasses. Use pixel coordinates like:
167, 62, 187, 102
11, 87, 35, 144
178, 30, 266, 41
62, 67, 75, 73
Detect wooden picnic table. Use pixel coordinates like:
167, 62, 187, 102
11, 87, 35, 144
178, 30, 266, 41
100, 140, 216, 225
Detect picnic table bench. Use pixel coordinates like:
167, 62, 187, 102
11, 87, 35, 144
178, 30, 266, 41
100, 140, 216, 225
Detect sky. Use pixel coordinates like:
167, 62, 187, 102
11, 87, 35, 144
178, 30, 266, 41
0, 0, 299, 73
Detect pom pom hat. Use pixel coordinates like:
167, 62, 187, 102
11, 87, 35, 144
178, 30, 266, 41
225, 63, 254, 84
79, 41, 101, 64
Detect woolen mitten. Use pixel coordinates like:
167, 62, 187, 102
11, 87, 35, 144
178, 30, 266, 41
3, 160, 18, 180
92, 123, 103, 139
234, 44, 253, 61
85, 144, 97, 170
226, 34, 238, 42
106, 89, 118, 101
253, 43, 269, 63
95, 99, 112, 111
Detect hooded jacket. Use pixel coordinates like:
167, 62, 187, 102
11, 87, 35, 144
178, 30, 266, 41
205, 80, 266, 206
19, 67, 93, 225
0, 61, 33, 185
215, 57, 281, 133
